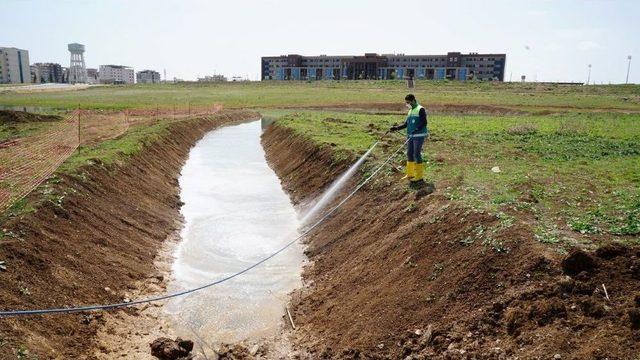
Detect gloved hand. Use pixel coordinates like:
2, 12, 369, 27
389, 126, 398, 132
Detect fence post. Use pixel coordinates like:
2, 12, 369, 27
77, 105, 81, 153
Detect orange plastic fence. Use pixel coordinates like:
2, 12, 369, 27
0, 104, 223, 213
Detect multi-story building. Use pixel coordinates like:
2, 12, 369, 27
98, 65, 134, 84
33, 63, 64, 83
261, 52, 506, 81
136, 70, 161, 84
0, 47, 31, 84
62, 67, 69, 83
30, 65, 40, 83
86, 68, 99, 84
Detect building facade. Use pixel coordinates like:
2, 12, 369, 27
136, 70, 161, 84
98, 65, 134, 84
33, 63, 64, 83
0, 47, 31, 84
62, 67, 69, 83
86, 68, 99, 84
30, 65, 40, 83
261, 52, 506, 81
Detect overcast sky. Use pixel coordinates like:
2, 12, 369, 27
3, 0, 638, 83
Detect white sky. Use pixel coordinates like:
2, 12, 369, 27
3, 0, 639, 83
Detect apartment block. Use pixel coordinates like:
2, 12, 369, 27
0, 47, 31, 84
261, 52, 506, 81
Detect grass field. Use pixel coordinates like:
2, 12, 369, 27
1, 81, 639, 248
0, 119, 58, 143
1, 81, 639, 111
275, 108, 640, 249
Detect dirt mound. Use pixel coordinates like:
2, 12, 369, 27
0, 110, 257, 359
216, 344, 254, 359
490, 245, 640, 359
561, 249, 598, 275
0, 110, 61, 124
262, 123, 640, 359
150, 337, 194, 359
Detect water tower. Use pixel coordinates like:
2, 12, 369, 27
68, 43, 87, 84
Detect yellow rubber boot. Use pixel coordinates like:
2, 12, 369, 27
414, 162, 425, 182
401, 161, 416, 180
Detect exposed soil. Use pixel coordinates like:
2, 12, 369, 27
261, 124, 640, 359
0, 110, 61, 124
0, 110, 258, 359
91, 227, 180, 360
2, 111, 637, 359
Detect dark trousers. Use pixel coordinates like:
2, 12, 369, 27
407, 136, 425, 163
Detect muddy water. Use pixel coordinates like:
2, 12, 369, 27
166, 120, 304, 344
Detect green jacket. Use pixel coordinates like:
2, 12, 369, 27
405, 104, 428, 138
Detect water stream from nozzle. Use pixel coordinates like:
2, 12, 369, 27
300, 141, 379, 224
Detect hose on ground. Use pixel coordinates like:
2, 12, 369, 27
0, 137, 409, 318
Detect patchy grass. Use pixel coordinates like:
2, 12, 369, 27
0, 120, 60, 143
1, 120, 171, 221
274, 110, 640, 246
0, 81, 639, 111
4, 198, 36, 219
0, 110, 66, 142
2, 81, 639, 248
57, 121, 170, 174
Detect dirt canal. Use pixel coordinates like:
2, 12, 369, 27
165, 120, 305, 347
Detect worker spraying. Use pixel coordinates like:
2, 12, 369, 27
390, 94, 429, 189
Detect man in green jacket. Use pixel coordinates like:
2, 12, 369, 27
390, 94, 428, 187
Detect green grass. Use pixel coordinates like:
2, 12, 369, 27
2, 80, 639, 248
3, 198, 36, 219
1, 120, 171, 221
274, 110, 640, 246
57, 121, 170, 174
0, 120, 60, 143
0, 81, 639, 111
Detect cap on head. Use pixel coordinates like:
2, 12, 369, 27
405, 94, 416, 102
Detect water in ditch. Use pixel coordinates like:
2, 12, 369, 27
166, 120, 305, 344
